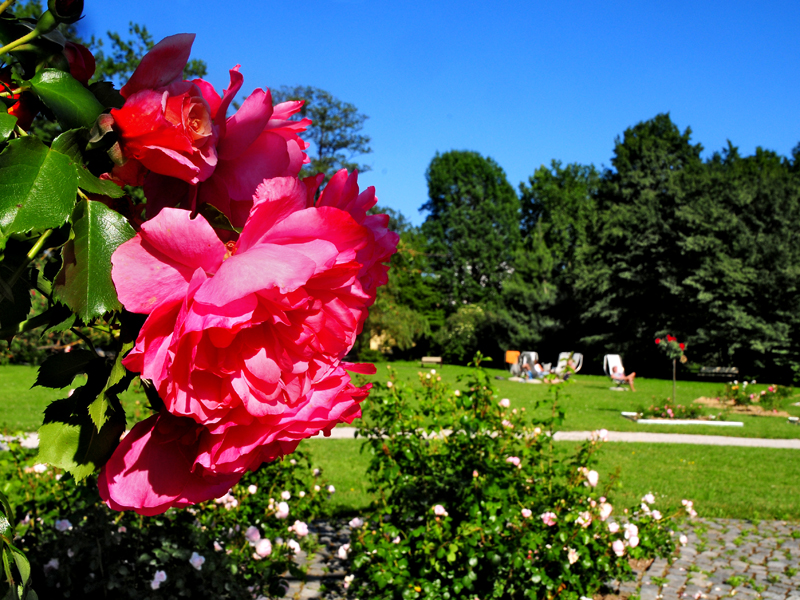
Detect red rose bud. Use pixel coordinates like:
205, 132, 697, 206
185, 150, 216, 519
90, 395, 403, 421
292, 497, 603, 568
47, 0, 84, 23
655, 338, 661, 344
679, 343, 685, 350
63, 42, 95, 84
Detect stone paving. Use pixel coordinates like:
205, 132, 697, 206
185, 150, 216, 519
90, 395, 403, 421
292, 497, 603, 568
279, 518, 800, 600
629, 519, 800, 600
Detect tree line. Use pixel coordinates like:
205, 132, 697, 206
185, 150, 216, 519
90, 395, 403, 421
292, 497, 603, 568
363, 114, 800, 383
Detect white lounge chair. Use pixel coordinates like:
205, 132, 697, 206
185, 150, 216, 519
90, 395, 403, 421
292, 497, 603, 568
509, 351, 538, 379
603, 354, 630, 390
554, 352, 583, 377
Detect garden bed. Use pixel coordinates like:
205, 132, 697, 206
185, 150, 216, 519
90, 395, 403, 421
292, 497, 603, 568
693, 396, 790, 417
620, 412, 744, 426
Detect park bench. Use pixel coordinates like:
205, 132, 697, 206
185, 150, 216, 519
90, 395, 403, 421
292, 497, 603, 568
420, 356, 442, 368
698, 366, 739, 379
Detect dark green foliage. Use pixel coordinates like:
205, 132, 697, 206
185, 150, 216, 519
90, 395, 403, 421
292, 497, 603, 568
422, 150, 520, 311
2, 442, 331, 598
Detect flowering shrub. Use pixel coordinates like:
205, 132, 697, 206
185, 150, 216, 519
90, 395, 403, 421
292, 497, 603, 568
719, 381, 792, 409
1, 440, 331, 598
654, 334, 686, 362
343, 356, 681, 599
638, 402, 703, 420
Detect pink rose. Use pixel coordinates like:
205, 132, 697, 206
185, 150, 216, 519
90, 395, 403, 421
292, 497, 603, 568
521, 508, 532, 519
111, 34, 223, 186
540, 512, 557, 527
99, 174, 397, 514
585, 470, 599, 487
612, 540, 625, 557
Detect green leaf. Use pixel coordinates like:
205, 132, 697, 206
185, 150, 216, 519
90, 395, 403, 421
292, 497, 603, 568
89, 343, 133, 430
50, 130, 84, 162
197, 202, 242, 234
73, 168, 124, 199
53, 199, 135, 321
29, 69, 105, 130
37, 393, 125, 481
34, 350, 99, 389
0, 137, 77, 236
0, 113, 16, 143
89, 81, 124, 110
52, 130, 124, 198
7, 545, 30, 588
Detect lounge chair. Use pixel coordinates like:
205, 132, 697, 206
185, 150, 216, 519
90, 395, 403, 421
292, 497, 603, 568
603, 354, 630, 390
509, 351, 538, 378
554, 352, 583, 377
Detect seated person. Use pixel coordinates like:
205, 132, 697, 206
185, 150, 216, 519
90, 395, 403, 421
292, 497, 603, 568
532, 361, 547, 379
521, 362, 532, 380
611, 365, 636, 391
563, 358, 576, 380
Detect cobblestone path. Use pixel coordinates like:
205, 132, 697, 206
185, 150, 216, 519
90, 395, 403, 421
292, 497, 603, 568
630, 519, 800, 600
283, 519, 800, 600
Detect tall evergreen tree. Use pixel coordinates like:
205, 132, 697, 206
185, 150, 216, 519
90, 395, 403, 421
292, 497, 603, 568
678, 145, 800, 379
421, 150, 520, 311
517, 161, 600, 354
581, 114, 704, 368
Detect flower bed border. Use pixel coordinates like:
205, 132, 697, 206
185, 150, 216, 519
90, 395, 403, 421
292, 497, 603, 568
620, 412, 744, 427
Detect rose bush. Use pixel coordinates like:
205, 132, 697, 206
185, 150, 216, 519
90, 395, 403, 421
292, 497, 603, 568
2, 440, 332, 598
343, 357, 685, 599
0, 3, 396, 594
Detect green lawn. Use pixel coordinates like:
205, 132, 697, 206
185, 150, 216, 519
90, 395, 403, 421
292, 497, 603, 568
304, 437, 800, 521
358, 361, 800, 439
0, 364, 148, 433
4, 362, 800, 521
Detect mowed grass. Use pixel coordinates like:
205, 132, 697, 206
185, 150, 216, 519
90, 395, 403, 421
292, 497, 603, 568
4, 362, 800, 520
358, 361, 800, 439
0, 365, 147, 433
303, 437, 800, 521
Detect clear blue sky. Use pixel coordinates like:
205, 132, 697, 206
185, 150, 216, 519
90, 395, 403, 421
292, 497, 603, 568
82, 1, 800, 226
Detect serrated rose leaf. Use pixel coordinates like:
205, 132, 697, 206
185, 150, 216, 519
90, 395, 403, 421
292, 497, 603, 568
0, 137, 77, 236
29, 69, 105, 129
34, 349, 99, 389
54, 199, 135, 321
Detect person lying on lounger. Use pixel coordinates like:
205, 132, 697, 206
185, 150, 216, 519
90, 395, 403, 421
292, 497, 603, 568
611, 365, 636, 391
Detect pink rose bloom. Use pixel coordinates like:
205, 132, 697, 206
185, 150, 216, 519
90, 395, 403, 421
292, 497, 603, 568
290, 520, 309, 537
506, 456, 521, 467
585, 470, 599, 487
111, 34, 222, 186
99, 174, 397, 515
541, 512, 557, 527
628, 535, 640, 548
599, 502, 613, 521
576, 511, 592, 528
612, 540, 625, 557
521, 508, 532, 519
245, 526, 261, 544
254, 538, 272, 558
608, 522, 620, 533
111, 34, 310, 221
433, 505, 449, 517
498, 398, 510, 408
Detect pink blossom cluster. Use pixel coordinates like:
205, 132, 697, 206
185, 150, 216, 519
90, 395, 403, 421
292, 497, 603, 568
96, 35, 398, 515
